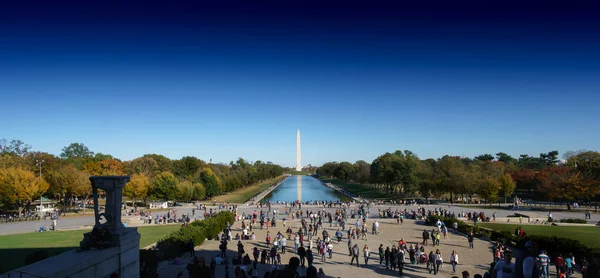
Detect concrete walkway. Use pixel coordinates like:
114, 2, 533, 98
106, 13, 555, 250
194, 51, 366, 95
159, 203, 570, 278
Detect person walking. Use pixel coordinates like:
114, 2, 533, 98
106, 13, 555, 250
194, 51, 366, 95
363, 244, 370, 265
348, 238, 353, 256
537, 250, 550, 278
294, 233, 300, 252
450, 250, 459, 274
281, 237, 287, 254
351, 244, 360, 267
427, 251, 435, 274
327, 242, 333, 259
434, 249, 443, 275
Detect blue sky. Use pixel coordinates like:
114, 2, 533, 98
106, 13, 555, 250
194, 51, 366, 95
1, 1, 599, 166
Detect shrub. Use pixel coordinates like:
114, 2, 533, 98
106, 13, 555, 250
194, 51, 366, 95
139, 249, 159, 277
24, 250, 49, 266
155, 211, 234, 260
559, 218, 588, 224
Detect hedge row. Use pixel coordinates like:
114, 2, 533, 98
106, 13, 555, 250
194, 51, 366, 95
425, 215, 600, 260
559, 218, 588, 224
140, 211, 235, 275
156, 211, 235, 260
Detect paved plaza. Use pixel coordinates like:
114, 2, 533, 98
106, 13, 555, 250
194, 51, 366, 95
159, 204, 517, 278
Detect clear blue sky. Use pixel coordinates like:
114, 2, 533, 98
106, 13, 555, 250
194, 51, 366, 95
1, 1, 599, 167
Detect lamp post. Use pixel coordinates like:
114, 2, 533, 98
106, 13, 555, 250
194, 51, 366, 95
36, 159, 45, 214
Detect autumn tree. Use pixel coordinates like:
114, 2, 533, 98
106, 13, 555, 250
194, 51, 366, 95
0, 167, 50, 214
83, 159, 125, 176
536, 166, 580, 204
498, 173, 517, 203
124, 173, 150, 205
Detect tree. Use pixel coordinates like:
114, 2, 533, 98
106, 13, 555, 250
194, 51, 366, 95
60, 143, 94, 159
479, 177, 500, 204
83, 159, 124, 176
199, 168, 222, 197
152, 172, 178, 201
176, 181, 195, 202
124, 173, 150, 205
496, 152, 516, 164
0, 167, 50, 215
143, 154, 173, 173
354, 160, 371, 184
192, 183, 206, 200
128, 157, 159, 178
0, 139, 31, 156
45, 164, 90, 206
335, 162, 356, 182
475, 154, 494, 161
540, 151, 560, 166
437, 156, 467, 203
498, 173, 516, 203
173, 156, 205, 181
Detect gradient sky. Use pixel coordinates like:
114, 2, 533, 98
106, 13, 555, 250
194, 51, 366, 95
1, 1, 599, 167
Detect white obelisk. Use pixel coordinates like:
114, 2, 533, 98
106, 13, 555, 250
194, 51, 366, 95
296, 129, 302, 171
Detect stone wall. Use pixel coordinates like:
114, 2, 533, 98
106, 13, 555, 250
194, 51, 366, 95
1, 228, 140, 278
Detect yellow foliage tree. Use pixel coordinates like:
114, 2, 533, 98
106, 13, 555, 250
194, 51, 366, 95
124, 173, 150, 205
0, 167, 49, 215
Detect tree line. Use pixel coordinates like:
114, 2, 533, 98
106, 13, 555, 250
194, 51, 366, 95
316, 150, 600, 205
0, 139, 284, 214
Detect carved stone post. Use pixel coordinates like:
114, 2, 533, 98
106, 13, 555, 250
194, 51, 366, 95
90, 176, 130, 233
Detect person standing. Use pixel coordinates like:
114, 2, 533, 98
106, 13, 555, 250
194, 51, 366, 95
281, 237, 287, 254
298, 244, 307, 268
363, 244, 370, 265
385, 246, 391, 269
450, 250, 459, 274
467, 231, 475, 249
423, 229, 430, 246
379, 244, 385, 266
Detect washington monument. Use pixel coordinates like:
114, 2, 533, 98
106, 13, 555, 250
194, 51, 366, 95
296, 129, 302, 171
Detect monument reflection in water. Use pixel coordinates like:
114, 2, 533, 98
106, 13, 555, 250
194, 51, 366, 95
262, 175, 350, 203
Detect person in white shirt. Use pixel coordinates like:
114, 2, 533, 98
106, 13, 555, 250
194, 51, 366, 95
492, 250, 515, 278
450, 250, 459, 274
374, 221, 379, 234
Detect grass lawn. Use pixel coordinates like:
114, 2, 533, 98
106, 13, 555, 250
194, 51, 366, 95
320, 178, 396, 200
0, 225, 180, 273
213, 176, 286, 203
478, 223, 600, 248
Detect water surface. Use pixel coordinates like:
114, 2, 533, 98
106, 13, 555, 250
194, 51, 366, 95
262, 175, 349, 203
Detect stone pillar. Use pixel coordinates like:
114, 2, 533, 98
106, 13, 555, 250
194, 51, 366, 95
90, 176, 129, 233
83, 176, 140, 277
